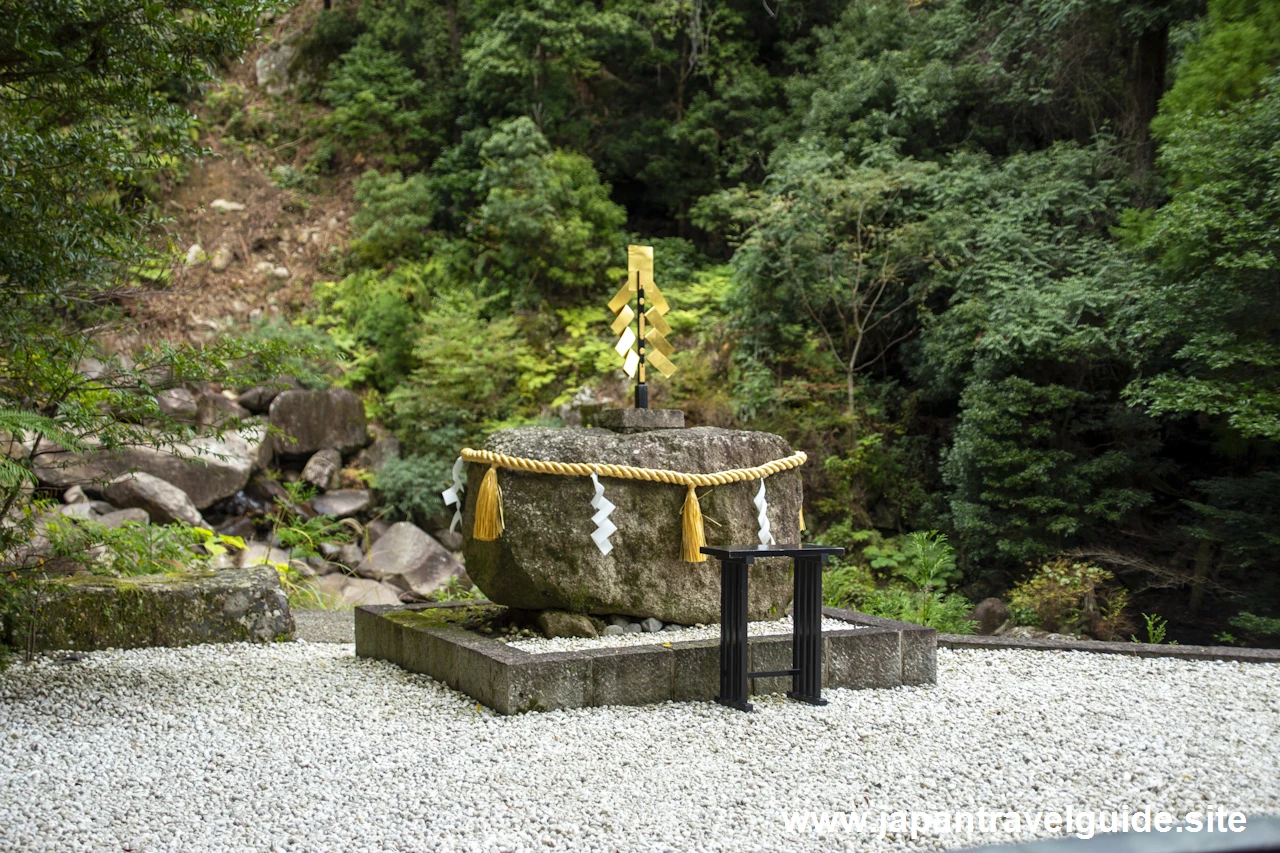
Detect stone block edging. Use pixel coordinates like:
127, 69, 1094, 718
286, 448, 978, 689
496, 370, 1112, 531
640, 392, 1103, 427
937, 633, 1280, 664
355, 602, 937, 714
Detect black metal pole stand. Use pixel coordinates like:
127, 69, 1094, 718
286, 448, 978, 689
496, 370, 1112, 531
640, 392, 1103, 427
788, 556, 827, 706
704, 545, 843, 712
718, 559, 751, 711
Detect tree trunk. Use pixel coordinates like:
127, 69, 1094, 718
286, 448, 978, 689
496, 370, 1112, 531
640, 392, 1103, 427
1129, 23, 1168, 176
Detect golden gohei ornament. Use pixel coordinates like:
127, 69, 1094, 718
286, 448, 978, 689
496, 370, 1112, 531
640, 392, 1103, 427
606, 244, 676, 408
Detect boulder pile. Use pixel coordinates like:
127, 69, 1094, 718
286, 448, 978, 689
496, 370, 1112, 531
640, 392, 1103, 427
19, 380, 464, 609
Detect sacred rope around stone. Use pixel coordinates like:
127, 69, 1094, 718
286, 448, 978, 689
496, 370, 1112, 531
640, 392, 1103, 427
453, 448, 807, 562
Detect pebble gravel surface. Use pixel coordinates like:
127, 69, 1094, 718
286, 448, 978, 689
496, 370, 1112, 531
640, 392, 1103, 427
1, 643, 1277, 853
504, 615, 859, 653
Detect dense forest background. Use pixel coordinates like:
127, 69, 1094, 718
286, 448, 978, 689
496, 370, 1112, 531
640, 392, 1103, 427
4, 0, 1280, 645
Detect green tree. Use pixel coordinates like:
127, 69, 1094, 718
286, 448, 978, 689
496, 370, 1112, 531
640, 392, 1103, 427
470, 117, 626, 306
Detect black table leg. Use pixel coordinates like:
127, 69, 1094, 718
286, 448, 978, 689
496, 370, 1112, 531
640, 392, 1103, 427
716, 558, 752, 711
788, 556, 827, 706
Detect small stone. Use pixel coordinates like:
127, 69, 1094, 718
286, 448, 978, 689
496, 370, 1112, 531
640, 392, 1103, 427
623, 623, 643, 634
270, 266, 290, 280
971, 598, 1010, 635
209, 199, 245, 213
334, 543, 363, 568
641, 617, 663, 633
185, 244, 204, 265
310, 489, 372, 519
238, 542, 290, 569
432, 529, 463, 551
156, 388, 199, 420
536, 610, 598, 640
661, 623, 684, 632
300, 449, 341, 491
366, 519, 390, 546
606, 615, 631, 628
253, 261, 274, 275
62, 485, 89, 505
602, 625, 625, 637
97, 508, 150, 529
210, 247, 233, 272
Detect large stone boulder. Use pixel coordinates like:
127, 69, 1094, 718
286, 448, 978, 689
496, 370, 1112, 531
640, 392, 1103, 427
355, 522, 464, 599
30, 428, 264, 509
104, 472, 204, 526
269, 388, 368, 459
463, 426, 802, 624
9, 567, 294, 652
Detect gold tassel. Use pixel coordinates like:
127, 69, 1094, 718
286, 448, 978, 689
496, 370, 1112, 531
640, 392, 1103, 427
472, 465, 504, 541
681, 483, 707, 562
799, 504, 807, 533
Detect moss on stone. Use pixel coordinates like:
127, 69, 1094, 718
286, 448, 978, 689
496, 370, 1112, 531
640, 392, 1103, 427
385, 604, 503, 630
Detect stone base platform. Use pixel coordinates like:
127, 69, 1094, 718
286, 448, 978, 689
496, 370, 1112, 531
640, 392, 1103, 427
355, 603, 935, 714
9, 567, 294, 652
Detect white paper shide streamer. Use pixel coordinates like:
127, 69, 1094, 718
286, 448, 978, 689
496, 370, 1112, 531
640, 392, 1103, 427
754, 479, 775, 545
440, 456, 467, 533
589, 472, 617, 555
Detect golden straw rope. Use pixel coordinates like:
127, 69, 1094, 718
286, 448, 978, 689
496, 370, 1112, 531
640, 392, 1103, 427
459, 448, 806, 486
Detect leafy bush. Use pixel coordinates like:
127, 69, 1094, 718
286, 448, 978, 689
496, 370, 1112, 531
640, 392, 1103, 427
823, 530, 973, 633
43, 517, 246, 576
375, 454, 455, 529
1007, 559, 1132, 639
272, 512, 355, 560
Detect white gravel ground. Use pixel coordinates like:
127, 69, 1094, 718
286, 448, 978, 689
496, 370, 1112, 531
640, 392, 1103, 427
504, 615, 859, 653
1, 643, 1277, 853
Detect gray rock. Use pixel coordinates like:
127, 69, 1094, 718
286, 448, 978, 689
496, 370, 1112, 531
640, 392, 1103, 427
353, 432, 400, 473
62, 485, 89, 505
463, 426, 802, 625
594, 408, 685, 432
602, 624, 625, 637
536, 610, 598, 639
310, 489, 371, 518
366, 519, 390, 545
335, 543, 364, 567
55, 503, 98, 519
97, 508, 150, 529
971, 598, 1010, 636
301, 449, 342, 491
237, 378, 299, 414
316, 573, 402, 607
606, 614, 631, 628
156, 388, 199, 420
641, 617, 663, 633
355, 522, 464, 599
87, 500, 116, 514
661, 623, 685, 632
104, 472, 204, 526
210, 246, 233, 272
269, 388, 368, 459
238, 542, 290, 569
7, 567, 293, 652
432, 528, 464, 552
32, 429, 262, 509
255, 40, 299, 96
623, 623, 643, 634
197, 394, 250, 431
